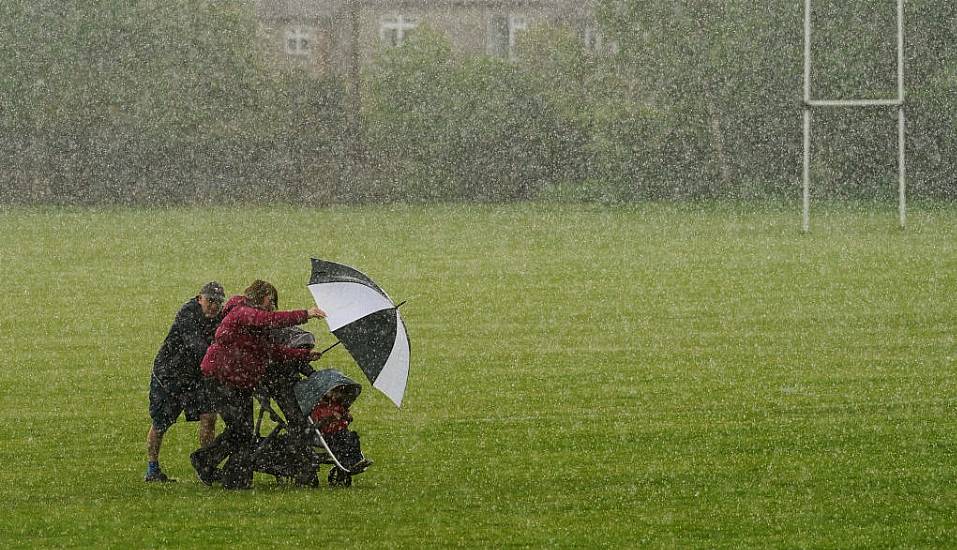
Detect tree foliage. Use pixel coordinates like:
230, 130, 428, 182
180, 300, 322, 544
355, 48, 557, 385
362, 28, 577, 202
1, 1, 954, 205
596, 0, 956, 200
0, 0, 348, 204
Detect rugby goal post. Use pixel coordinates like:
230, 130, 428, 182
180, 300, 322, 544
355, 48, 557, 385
802, 0, 906, 232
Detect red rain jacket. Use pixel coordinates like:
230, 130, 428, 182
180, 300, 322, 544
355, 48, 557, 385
309, 399, 352, 435
201, 295, 311, 389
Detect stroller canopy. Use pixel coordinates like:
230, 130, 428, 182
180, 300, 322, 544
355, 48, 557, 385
294, 369, 362, 415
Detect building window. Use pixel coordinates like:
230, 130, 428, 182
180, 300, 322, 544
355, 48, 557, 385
583, 25, 619, 55
380, 15, 418, 47
583, 26, 603, 52
487, 14, 528, 59
285, 26, 313, 56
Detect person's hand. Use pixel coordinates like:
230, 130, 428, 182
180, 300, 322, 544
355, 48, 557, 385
307, 306, 326, 319
308, 350, 323, 362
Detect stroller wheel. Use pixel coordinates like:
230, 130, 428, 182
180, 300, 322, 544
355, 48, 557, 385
328, 466, 352, 488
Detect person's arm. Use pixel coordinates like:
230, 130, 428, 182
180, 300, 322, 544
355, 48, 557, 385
268, 345, 323, 364
231, 305, 325, 330
171, 302, 209, 361
231, 306, 308, 330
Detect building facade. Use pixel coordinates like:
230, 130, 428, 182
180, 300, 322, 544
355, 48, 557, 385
255, 0, 607, 77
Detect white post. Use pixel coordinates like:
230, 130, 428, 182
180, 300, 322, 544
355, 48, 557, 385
804, 0, 811, 103
899, 107, 906, 228
803, 109, 811, 233
897, 0, 906, 229
803, 0, 811, 233
898, 0, 905, 102
802, 0, 905, 232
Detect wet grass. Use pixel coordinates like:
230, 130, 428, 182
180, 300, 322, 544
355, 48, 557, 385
1, 202, 956, 548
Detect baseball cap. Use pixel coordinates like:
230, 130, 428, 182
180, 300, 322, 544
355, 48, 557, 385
199, 281, 226, 302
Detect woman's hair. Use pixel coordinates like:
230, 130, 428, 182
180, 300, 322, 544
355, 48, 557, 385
244, 279, 279, 309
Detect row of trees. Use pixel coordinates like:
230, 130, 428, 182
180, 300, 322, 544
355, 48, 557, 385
360, 0, 955, 202
0, 1, 349, 205
1, 0, 954, 205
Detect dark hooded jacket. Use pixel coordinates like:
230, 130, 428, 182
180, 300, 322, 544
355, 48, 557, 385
200, 295, 312, 389
152, 297, 221, 390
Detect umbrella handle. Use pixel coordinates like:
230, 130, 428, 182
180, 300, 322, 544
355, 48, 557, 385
319, 341, 342, 355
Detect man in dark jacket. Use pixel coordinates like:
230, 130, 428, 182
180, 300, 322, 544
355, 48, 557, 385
144, 281, 226, 482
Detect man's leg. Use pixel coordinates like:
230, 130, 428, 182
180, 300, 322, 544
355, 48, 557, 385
147, 424, 164, 463
190, 383, 227, 485
198, 413, 216, 448
146, 377, 178, 482
219, 387, 254, 490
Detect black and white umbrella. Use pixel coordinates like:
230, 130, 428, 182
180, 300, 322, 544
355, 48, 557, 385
307, 259, 410, 407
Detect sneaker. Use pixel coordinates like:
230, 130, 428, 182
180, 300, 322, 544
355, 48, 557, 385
350, 458, 373, 474
222, 477, 253, 490
144, 470, 176, 483
190, 451, 218, 486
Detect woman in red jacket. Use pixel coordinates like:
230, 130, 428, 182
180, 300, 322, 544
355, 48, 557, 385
191, 280, 326, 489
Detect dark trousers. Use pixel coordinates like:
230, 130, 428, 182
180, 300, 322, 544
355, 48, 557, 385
256, 373, 316, 484
195, 380, 254, 489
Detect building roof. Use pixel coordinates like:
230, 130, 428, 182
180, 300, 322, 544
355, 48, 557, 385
256, 0, 593, 21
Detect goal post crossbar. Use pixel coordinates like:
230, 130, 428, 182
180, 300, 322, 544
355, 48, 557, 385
806, 99, 902, 107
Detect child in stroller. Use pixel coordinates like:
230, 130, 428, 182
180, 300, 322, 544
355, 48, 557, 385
308, 382, 373, 474
292, 367, 372, 486
249, 327, 372, 487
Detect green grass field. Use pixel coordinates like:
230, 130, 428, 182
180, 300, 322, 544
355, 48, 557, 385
1, 203, 955, 548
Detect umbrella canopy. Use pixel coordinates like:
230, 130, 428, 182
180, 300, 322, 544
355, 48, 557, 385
307, 258, 410, 407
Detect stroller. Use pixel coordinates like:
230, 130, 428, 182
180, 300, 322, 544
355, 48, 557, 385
250, 328, 370, 488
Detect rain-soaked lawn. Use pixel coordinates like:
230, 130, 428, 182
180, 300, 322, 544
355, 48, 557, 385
1, 202, 955, 548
